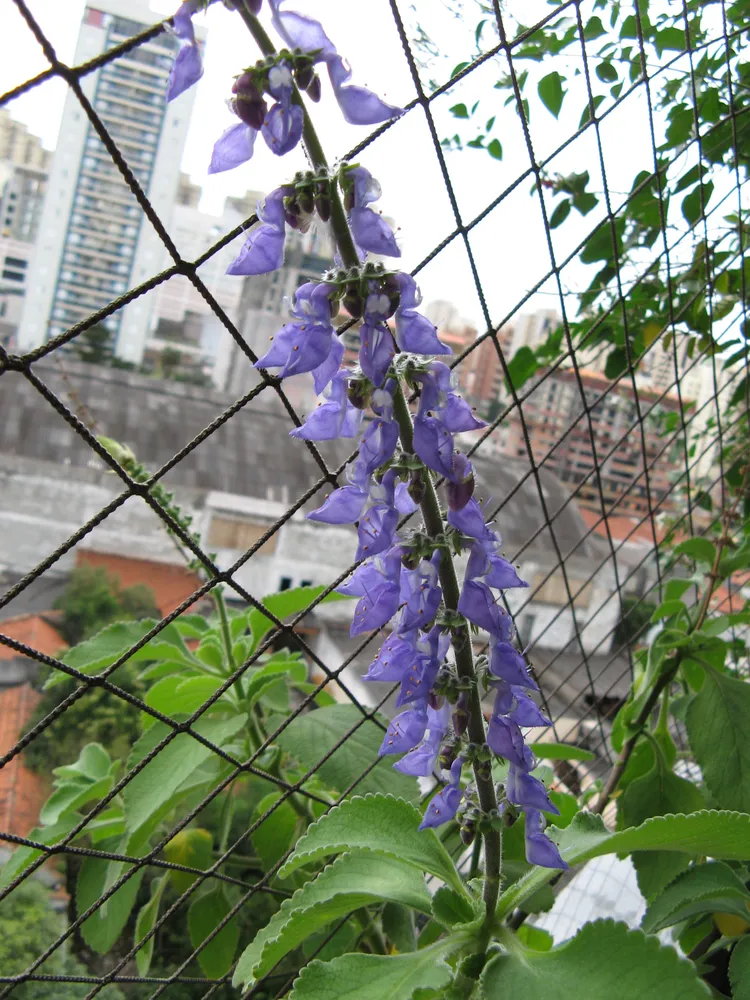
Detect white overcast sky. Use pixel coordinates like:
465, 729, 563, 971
0, 0, 700, 333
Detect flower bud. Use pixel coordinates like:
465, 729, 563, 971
295, 61, 314, 92
428, 690, 444, 711
452, 692, 470, 737
315, 182, 332, 222
347, 378, 370, 410
407, 469, 425, 505
400, 547, 421, 571
460, 820, 476, 846
343, 189, 355, 213
298, 187, 315, 215
342, 286, 364, 319
244, 0, 263, 12
438, 742, 457, 770
232, 74, 267, 130
306, 73, 322, 102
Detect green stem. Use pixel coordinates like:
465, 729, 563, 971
240, 0, 500, 950
213, 587, 244, 702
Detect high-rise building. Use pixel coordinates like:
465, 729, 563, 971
17, 0, 204, 361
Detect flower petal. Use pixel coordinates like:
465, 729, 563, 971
167, 43, 203, 101
208, 122, 256, 174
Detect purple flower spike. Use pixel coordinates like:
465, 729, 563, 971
395, 275, 451, 356
447, 498, 498, 543
344, 548, 403, 636
291, 373, 362, 441
308, 484, 367, 524
328, 55, 403, 125
364, 632, 420, 683
359, 302, 396, 387
458, 579, 513, 640
227, 187, 290, 275
262, 63, 304, 155
487, 715, 528, 767
356, 503, 399, 561
379, 705, 428, 756
209, 122, 257, 174
395, 703, 451, 777
508, 690, 551, 728
398, 551, 443, 632
525, 809, 568, 869
419, 757, 464, 829
166, 1, 205, 101
506, 764, 558, 815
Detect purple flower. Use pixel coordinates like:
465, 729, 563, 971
506, 764, 558, 815
525, 809, 568, 869
487, 715, 528, 767
208, 122, 257, 174
508, 689, 551, 727
359, 383, 400, 472
345, 167, 400, 258
356, 502, 399, 561
328, 55, 403, 125
379, 704, 428, 756
458, 579, 513, 640
261, 62, 304, 155
312, 335, 344, 395
397, 551, 442, 632
255, 282, 335, 378
413, 414, 455, 479
394, 275, 450, 355
489, 640, 537, 690
419, 757, 464, 829
466, 542, 528, 590
364, 631, 420, 683
166, 1, 206, 102
291, 372, 362, 441
360, 291, 396, 386
227, 186, 290, 275
418, 362, 485, 432
269, 0, 337, 60
395, 625, 449, 707
447, 498, 498, 544
446, 453, 474, 511
339, 546, 403, 636
395, 702, 451, 777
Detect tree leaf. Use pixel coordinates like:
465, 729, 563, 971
276, 705, 418, 802
430, 887, 476, 928
596, 61, 618, 83
528, 742, 595, 761
134, 875, 166, 977
40, 773, 113, 826
188, 886, 240, 979
279, 795, 465, 895
538, 72, 565, 117
449, 103, 469, 118
506, 346, 538, 391
233, 853, 431, 990
549, 200, 571, 228
486, 138, 503, 160
251, 791, 299, 871
287, 940, 458, 1000
604, 346, 628, 379
0, 814, 82, 888
686, 667, 750, 812
124, 716, 245, 834
247, 586, 351, 655
673, 537, 717, 565
642, 862, 750, 934
730, 936, 750, 1000
382, 903, 416, 953
480, 919, 710, 999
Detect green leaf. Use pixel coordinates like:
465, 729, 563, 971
486, 138, 503, 160
134, 875, 166, 977
287, 940, 458, 1000
47, 620, 197, 688
682, 182, 714, 225
480, 919, 710, 999
233, 853, 432, 989
279, 795, 464, 895
245, 658, 306, 710
584, 15, 605, 39
382, 903, 416, 953
163, 827, 213, 892
538, 72, 565, 117
579, 94, 606, 128
276, 705, 418, 802
528, 741, 595, 762
516, 924, 554, 951
498, 810, 750, 918
642, 862, 750, 934
124, 716, 245, 834
251, 791, 299, 871
650, 600, 687, 623
549, 200, 571, 228
430, 887, 476, 928
730, 936, 750, 1000
686, 667, 750, 812
449, 103, 469, 118
77, 844, 146, 954
247, 586, 350, 655
40, 773, 113, 826
0, 814, 81, 888
596, 61, 618, 83
188, 887, 240, 979
506, 346, 538, 391
53, 742, 112, 781
604, 347, 628, 379
673, 537, 717, 565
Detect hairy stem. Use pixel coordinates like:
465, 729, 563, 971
239, 0, 500, 949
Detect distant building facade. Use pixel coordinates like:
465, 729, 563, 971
17, 0, 202, 362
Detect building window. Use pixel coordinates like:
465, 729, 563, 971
206, 515, 277, 553
2, 270, 24, 282
300, 579, 313, 588
279, 576, 293, 591
4, 257, 26, 270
